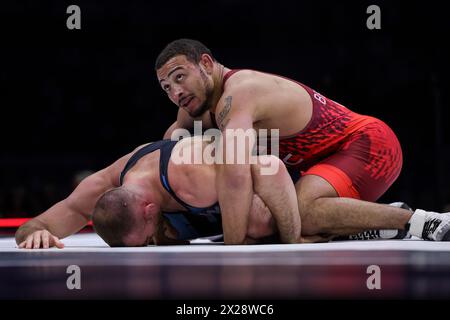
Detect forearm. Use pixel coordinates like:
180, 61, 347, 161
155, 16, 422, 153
15, 199, 89, 245
213, 91, 259, 244
15, 155, 124, 246
217, 166, 253, 244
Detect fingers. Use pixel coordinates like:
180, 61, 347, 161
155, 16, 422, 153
152, 235, 159, 246
299, 235, 318, 243
53, 236, 65, 249
243, 237, 258, 245
299, 234, 336, 244
33, 231, 41, 249
17, 230, 64, 249
25, 233, 34, 249
42, 231, 50, 249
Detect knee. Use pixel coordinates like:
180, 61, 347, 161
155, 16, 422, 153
295, 175, 339, 235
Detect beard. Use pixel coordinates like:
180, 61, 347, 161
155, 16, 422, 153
188, 69, 214, 118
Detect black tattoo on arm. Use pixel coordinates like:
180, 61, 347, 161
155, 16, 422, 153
217, 96, 232, 130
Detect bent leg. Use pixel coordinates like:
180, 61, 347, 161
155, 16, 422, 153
296, 119, 412, 236
296, 174, 412, 236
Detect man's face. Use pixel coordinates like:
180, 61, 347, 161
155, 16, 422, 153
121, 200, 157, 247
122, 221, 154, 247
157, 55, 214, 117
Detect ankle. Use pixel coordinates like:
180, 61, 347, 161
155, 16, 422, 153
407, 209, 426, 238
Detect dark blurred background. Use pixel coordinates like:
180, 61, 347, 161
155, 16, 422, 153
0, 0, 449, 217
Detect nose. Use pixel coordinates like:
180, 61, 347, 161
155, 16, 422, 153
172, 85, 184, 101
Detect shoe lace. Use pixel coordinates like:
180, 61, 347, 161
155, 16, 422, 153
349, 230, 380, 240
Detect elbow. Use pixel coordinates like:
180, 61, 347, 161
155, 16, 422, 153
163, 128, 175, 139
220, 165, 252, 189
65, 197, 88, 220
224, 175, 249, 190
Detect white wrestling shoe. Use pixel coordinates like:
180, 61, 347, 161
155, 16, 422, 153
334, 202, 413, 241
343, 229, 410, 241
408, 209, 450, 241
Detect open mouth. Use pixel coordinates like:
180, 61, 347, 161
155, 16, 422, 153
180, 96, 194, 108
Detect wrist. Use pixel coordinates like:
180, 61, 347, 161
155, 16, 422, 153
15, 223, 46, 244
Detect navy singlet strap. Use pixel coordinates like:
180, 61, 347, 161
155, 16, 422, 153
119, 140, 170, 185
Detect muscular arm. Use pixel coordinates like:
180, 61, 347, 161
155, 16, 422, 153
216, 81, 303, 245
215, 91, 256, 245
15, 151, 134, 246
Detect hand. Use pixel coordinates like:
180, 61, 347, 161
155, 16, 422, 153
18, 230, 65, 249
152, 233, 189, 246
298, 234, 336, 244
152, 222, 189, 246
243, 236, 260, 245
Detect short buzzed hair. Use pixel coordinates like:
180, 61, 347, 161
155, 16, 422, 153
92, 188, 137, 247
155, 39, 215, 70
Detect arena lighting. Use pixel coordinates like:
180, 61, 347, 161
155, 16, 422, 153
0, 218, 93, 228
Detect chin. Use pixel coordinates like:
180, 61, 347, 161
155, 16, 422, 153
195, 100, 214, 117
190, 104, 207, 117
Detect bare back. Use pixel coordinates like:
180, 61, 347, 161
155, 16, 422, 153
168, 136, 219, 208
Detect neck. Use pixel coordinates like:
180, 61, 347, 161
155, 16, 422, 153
122, 168, 173, 210
209, 63, 231, 114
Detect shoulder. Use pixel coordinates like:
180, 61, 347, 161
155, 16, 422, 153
220, 70, 274, 108
105, 142, 154, 184
215, 71, 267, 122
223, 70, 265, 93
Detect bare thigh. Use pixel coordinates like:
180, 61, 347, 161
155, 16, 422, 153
295, 174, 338, 235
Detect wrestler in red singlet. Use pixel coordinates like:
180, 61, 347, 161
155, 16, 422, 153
222, 70, 403, 202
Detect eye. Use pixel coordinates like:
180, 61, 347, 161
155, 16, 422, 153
163, 84, 170, 92
175, 74, 184, 82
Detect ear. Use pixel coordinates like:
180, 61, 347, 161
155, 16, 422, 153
199, 54, 214, 74
143, 203, 159, 222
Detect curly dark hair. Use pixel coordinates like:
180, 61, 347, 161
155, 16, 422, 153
155, 38, 215, 70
